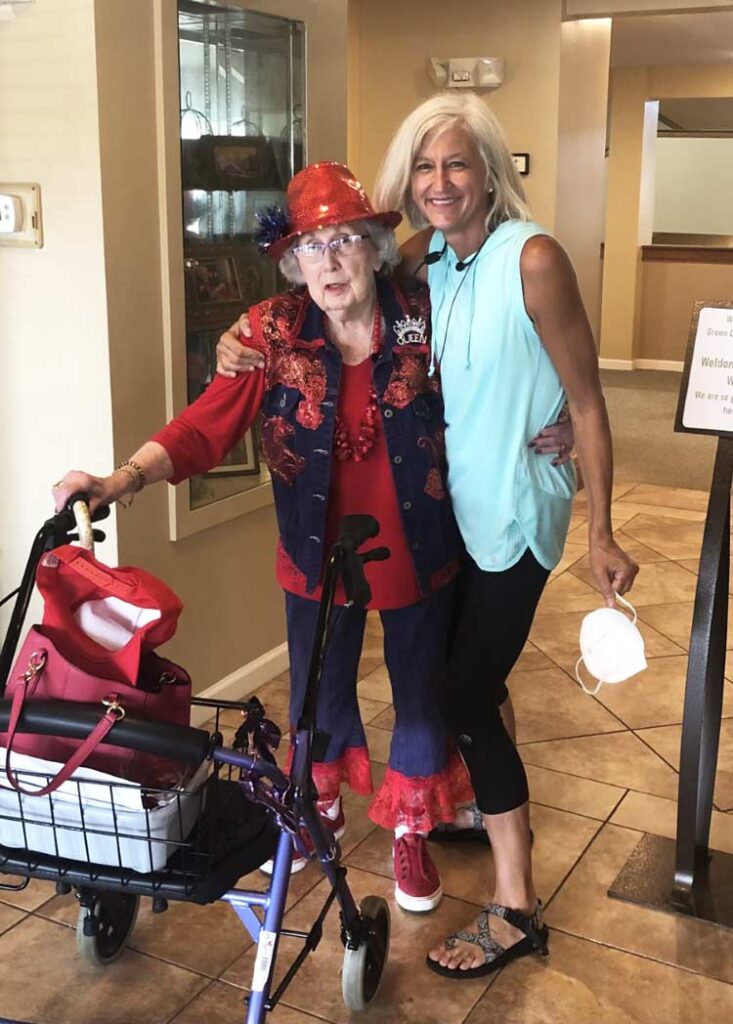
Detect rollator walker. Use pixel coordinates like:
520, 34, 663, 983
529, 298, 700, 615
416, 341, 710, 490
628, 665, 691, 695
0, 497, 391, 1023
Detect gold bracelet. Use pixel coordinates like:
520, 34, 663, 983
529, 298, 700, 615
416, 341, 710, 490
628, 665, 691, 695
118, 459, 146, 492
115, 466, 137, 509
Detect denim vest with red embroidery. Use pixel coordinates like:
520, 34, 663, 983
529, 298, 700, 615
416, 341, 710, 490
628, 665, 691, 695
248, 276, 461, 596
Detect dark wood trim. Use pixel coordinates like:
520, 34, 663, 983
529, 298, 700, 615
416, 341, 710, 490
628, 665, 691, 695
642, 246, 733, 265
657, 130, 733, 139
658, 113, 685, 132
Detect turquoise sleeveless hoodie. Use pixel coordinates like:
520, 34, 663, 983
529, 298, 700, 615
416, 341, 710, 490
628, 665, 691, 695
428, 220, 576, 572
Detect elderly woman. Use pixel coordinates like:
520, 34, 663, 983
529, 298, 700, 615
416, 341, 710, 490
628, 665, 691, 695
52, 161, 473, 914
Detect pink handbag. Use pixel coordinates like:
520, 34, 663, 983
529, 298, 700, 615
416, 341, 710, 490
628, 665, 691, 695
3, 627, 191, 794
2, 545, 191, 795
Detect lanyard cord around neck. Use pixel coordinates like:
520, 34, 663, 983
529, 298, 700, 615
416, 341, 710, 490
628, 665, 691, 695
429, 232, 491, 376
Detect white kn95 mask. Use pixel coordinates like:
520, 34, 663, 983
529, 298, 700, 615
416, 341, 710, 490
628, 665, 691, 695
575, 592, 647, 695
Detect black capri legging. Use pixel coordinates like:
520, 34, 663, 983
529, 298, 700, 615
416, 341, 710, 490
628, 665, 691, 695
445, 547, 550, 815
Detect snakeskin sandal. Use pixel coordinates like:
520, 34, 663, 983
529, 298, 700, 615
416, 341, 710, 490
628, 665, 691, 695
427, 805, 534, 848
426, 803, 490, 845
425, 900, 549, 979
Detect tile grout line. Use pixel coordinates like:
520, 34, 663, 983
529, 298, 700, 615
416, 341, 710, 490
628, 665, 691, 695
29, 897, 250, 984
163, 975, 217, 1024
520, 758, 680, 805
542, 819, 609, 915
528, 798, 620, 825
0, 909, 32, 942
605, 788, 631, 825
630, 727, 682, 780
547, 921, 733, 986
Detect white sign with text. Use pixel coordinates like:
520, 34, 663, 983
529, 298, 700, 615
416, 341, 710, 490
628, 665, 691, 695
682, 306, 733, 431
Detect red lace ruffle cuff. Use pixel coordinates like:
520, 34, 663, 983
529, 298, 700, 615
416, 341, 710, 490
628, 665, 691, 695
368, 752, 473, 832
284, 744, 373, 802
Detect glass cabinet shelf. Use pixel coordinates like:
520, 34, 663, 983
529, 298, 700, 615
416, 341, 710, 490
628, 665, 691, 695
177, 0, 305, 512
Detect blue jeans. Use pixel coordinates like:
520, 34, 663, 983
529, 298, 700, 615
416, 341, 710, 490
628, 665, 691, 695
285, 584, 455, 776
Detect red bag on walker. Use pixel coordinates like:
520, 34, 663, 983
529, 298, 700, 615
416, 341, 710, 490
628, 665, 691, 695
2, 545, 191, 793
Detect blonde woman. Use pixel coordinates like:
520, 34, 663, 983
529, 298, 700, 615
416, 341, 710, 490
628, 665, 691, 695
370, 93, 637, 978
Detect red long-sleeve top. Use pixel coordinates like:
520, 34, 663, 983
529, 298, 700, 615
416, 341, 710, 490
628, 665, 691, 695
152, 357, 423, 610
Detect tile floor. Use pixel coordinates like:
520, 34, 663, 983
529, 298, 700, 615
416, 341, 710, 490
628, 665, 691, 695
2, 482, 733, 1023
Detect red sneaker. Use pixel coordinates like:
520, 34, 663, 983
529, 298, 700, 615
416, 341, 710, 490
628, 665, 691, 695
393, 833, 442, 912
260, 802, 345, 876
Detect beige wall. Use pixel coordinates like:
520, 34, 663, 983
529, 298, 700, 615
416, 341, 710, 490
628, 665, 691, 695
0, 0, 117, 639
600, 68, 650, 362
348, 0, 564, 240
639, 261, 733, 361
601, 61, 733, 364
0, 0, 349, 693
555, 18, 612, 341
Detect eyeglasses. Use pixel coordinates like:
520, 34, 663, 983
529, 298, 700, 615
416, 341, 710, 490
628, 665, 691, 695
292, 234, 369, 263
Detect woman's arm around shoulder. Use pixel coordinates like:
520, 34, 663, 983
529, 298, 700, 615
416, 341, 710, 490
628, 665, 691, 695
397, 227, 434, 284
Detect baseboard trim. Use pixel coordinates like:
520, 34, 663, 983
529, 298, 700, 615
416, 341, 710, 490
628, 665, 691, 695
599, 357, 684, 372
190, 641, 289, 727
633, 359, 684, 372
599, 358, 634, 370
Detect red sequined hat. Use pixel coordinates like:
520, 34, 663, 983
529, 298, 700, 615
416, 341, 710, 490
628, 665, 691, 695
264, 161, 401, 261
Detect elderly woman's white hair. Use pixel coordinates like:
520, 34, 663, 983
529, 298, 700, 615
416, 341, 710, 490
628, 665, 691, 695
374, 93, 530, 234
278, 218, 401, 285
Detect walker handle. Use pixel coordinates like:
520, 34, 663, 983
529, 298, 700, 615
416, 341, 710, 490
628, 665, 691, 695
69, 493, 95, 552
336, 516, 389, 609
337, 514, 379, 550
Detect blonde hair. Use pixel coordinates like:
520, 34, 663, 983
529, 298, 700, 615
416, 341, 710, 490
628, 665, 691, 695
374, 93, 531, 233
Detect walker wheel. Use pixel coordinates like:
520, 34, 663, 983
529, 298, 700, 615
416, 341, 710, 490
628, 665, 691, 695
76, 892, 139, 965
341, 895, 390, 1011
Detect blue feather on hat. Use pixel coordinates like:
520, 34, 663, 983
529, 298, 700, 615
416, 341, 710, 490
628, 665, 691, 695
254, 206, 291, 255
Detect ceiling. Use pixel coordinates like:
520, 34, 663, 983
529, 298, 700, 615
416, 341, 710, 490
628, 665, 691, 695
609, 13, 733, 133
610, 13, 733, 68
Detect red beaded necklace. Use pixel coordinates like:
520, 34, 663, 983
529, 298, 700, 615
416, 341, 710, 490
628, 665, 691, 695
332, 300, 382, 463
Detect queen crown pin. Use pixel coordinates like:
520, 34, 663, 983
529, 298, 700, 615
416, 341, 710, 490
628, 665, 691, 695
394, 315, 427, 346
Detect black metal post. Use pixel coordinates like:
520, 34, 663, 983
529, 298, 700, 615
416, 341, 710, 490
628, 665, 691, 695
672, 437, 733, 909
608, 436, 733, 928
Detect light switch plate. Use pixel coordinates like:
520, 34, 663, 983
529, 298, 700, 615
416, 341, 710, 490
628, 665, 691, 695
0, 182, 43, 248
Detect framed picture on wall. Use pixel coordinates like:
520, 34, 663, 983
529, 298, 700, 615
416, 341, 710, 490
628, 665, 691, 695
185, 255, 243, 308
208, 136, 282, 190
512, 152, 530, 176
235, 243, 278, 308
205, 427, 260, 478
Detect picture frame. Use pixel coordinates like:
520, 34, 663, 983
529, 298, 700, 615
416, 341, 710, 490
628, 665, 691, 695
180, 135, 283, 192
209, 135, 282, 190
205, 427, 260, 478
235, 241, 276, 308
180, 138, 211, 191
512, 152, 530, 176
185, 255, 243, 308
